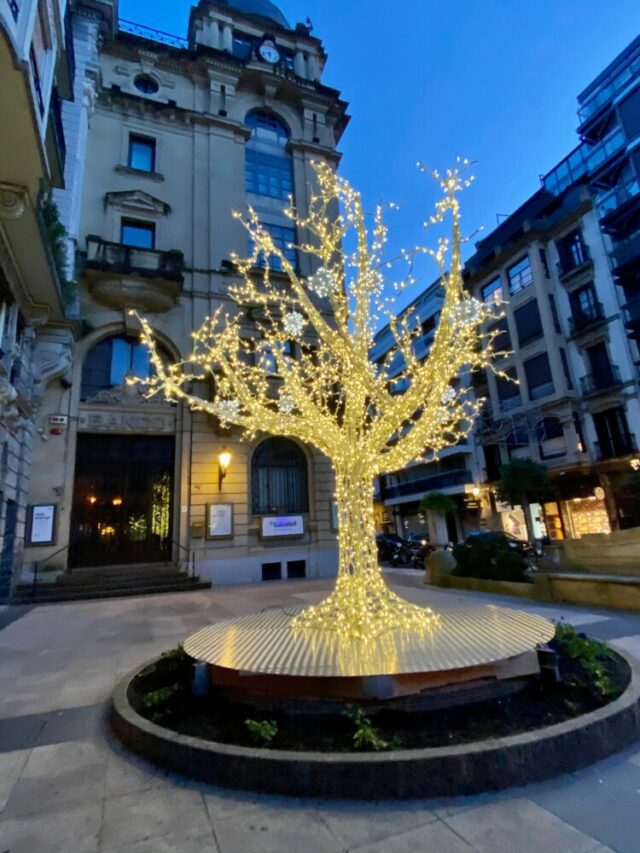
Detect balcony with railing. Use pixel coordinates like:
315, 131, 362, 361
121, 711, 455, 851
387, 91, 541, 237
542, 128, 626, 196
380, 468, 470, 502
593, 434, 638, 461
118, 19, 189, 49
578, 52, 640, 129
579, 364, 622, 396
556, 244, 592, 281
611, 232, 640, 274
598, 177, 640, 230
568, 301, 606, 336
83, 236, 184, 313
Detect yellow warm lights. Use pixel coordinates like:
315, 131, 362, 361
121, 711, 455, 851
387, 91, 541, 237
135, 160, 497, 642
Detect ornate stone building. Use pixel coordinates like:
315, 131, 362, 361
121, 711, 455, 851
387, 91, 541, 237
22, 0, 348, 589
0, 0, 78, 597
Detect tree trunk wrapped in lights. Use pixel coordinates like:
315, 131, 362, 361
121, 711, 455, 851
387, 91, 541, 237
136, 160, 498, 642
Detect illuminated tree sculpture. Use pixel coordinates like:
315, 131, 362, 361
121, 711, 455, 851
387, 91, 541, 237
137, 160, 497, 641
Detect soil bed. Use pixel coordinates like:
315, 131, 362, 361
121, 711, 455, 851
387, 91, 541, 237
129, 627, 630, 753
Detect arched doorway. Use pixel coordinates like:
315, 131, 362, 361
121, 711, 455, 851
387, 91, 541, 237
68, 334, 176, 568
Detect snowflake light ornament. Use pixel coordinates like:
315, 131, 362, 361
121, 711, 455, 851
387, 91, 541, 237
307, 267, 336, 298
277, 393, 295, 414
213, 398, 241, 425
448, 298, 483, 327
441, 387, 456, 405
283, 311, 305, 337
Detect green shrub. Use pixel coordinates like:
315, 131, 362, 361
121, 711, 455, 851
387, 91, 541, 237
553, 622, 618, 701
343, 706, 390, 751
244, 719, 278, 747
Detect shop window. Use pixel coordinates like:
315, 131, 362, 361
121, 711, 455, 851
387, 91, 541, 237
513, 299, 543, 347
251, 438, 308, 514
524, 352, 554, 400
261, 562, 282, 581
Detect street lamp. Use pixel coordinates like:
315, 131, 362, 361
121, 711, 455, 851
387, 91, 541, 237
218, 447, 231, 490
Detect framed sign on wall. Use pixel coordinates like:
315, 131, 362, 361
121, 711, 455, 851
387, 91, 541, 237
330, 500, 339, 531
206, 503, 234, 540
27, 504, 57, 546
261, 515, 304, 539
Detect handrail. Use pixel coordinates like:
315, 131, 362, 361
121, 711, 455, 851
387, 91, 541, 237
169, 539, 196, 579
30, 544, 69, 603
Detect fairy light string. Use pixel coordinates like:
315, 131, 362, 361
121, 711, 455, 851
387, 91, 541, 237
135, 159, 500, 642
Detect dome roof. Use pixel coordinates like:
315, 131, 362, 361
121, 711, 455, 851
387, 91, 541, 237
221, 0, 290, 29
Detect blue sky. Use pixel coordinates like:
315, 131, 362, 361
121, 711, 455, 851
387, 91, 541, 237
121, 0, 640, 309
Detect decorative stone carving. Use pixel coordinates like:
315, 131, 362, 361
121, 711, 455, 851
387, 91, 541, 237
0, 184, 28, 219
104, 190, 171, 216
31, 333, 74, 400
89, 277, 180, 313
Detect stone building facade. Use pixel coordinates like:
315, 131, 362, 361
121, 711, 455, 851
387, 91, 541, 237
0, 0, 78, 597
23, 0, 348, 586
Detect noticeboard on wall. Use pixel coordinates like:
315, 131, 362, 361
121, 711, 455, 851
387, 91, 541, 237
330, 500, 339, 531
27, 504, 57, 546
206, 503, 234, 540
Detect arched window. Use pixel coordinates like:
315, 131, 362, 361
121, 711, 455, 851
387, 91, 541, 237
245, 111, 296, 270
81, 335, 165, 401
245, 111, 293, 200
251, 438, 308, 515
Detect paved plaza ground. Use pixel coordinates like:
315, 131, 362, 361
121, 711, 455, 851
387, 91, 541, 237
1, 571, 640, 852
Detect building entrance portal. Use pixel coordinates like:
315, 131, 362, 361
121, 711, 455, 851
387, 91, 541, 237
69, 434, 175, 568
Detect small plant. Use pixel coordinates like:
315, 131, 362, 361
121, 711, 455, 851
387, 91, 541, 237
142, 683, 183, 722
343, 705, 389, 752
553, 622, 618, 701
245, 718, 278, 747
41, 197, 77, 306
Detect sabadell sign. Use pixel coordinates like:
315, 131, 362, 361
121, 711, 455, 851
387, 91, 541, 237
261, 515, 304, 538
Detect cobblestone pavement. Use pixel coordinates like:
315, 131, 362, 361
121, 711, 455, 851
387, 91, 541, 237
1, 572, 640, 852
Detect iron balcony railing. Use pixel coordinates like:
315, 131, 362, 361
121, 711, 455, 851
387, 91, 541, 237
118, 19, 189, 50
556, 244, 591, 279
568, 301, 605, 335
593, 434, 638, 461
579, 364, 622, 395
85, 236, 184, 281
381, 469, 470, 501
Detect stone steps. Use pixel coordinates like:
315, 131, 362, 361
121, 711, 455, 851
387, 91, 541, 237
11, 564, 211, 603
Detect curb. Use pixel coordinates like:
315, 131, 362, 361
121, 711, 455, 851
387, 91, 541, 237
110, 651, 640, 800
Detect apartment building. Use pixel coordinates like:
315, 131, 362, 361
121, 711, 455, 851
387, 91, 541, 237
375, 34, 640, 545
0, 0, 78, 597
371, 281, 487, 546
22, 0, 349, 587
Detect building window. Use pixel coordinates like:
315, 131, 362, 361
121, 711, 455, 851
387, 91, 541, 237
81, 335, 162, 400
120, 219, 155, 249
496, 366, 521, 411
513, 299, 543, 347
507, 255, 533, 295
133, 74, 159, 95
488, 318, 511, 354
250, 223, 297, 271
570, 284, 600, 325
506, 425, 530, 458
128, 134, 156, 172
592, 406, 634, 459
536, 417, 566, 459
557, 230, 588, 273
524, 352, 555, 400
251, 438, 309, 515
482, 277, 503, 303
245, 112, 293, 200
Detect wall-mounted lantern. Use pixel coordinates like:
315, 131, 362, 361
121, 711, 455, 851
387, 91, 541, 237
218, 447, 231, 490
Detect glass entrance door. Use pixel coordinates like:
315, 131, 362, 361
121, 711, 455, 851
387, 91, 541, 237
69, 434, 175, 568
